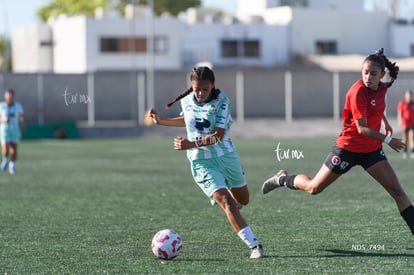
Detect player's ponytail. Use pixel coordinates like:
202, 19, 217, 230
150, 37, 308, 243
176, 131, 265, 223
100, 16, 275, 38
165, 87, 193, 109
165, 66, 216, 108
365, 48, 399, 88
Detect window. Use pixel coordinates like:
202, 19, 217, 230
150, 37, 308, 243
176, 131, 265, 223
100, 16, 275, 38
243, 40, 260, 57
280, 0, 308, 7
315, 41, 337, 54
221, 39, 260, 58
154, 36, 168, 54
101, 38, 119, 52
221, 40, 238, 57
410, 44, 414, 56
100, 36, 168, 54
39, 41, 54, 47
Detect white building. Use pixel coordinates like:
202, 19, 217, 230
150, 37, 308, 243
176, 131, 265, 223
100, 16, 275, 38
11, 1, 414, 73
51, 14, 186, 73
263, 6, 388, 56
12, 23, 53, 73
389, 23, 414, 57
236, 0, 365, 21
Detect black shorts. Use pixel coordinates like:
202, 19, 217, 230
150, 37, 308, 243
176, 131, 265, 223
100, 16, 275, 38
404, 126, 414, 133
324, 146, 387, 175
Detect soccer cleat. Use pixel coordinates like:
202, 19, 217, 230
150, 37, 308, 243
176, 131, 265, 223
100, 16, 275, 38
1, 159, 8, 171
261, 169, 288, 194
250, 244, 264, 259
9, 165, 15, 175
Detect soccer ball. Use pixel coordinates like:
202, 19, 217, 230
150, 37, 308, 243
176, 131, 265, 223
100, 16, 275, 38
151, 229, 183, 260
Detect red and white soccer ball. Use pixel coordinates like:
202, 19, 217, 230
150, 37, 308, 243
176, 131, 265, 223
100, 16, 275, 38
151, 229, 183, 260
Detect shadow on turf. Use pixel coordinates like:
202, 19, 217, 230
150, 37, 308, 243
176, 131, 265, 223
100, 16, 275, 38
323, 249, 414, 257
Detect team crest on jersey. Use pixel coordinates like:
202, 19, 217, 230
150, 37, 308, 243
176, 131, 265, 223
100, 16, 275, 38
207, 104, 216, 114
331, 155, 341, 166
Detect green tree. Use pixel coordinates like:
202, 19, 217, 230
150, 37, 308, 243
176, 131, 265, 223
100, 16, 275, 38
37, 0, 109, 22
37, 0, 201, 22
0, 36, 12, 71
116, 0, 201, 16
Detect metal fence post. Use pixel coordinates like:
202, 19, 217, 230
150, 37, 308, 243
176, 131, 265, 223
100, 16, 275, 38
87, 72, 95, 126
333, 72, 340, 122
236, 71, 245, 123
138, 72, 146, 125
37, 74, 44, 125
285, 71, 292, 123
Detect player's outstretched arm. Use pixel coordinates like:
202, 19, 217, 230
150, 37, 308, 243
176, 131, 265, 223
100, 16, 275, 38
356, 117, 405, 152
147, 108, 185, 127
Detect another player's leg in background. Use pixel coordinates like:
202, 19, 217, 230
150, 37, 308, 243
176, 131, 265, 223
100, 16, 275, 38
409, 128, 414, 159
1, 142, 9, 171
402, 128, 408, 158
212, 189, 264, 258
8, 142, 18, 174
366, 160, 414, 235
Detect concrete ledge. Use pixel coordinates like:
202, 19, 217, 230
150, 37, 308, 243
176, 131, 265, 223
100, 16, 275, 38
75, 117, 401, 139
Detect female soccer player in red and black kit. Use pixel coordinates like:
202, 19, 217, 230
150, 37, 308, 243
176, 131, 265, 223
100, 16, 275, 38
397, 89, 414, 158
262, 48, 414, 236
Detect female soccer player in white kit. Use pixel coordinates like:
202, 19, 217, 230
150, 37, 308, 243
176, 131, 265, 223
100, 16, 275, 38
0, 89, 25, 174
148, 67, 264, 258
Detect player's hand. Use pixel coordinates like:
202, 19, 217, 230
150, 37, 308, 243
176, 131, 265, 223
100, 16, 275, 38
384, 124, 393, 136
388, 137, 406, 152
147, 108, 160, 125
174, 136, 192, 150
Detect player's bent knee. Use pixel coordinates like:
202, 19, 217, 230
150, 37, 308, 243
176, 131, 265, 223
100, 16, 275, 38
307, 185, 323, 195
238, 197, 249, 206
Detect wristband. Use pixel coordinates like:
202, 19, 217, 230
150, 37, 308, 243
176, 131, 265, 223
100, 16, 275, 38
383, 135, 392, 144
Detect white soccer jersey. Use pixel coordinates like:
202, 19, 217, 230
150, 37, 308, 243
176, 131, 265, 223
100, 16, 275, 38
0, 101, 24, 133
180, 90, 236, 160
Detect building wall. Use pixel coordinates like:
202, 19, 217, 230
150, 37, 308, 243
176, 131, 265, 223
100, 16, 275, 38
389, 24, 414, 57
290, 8, 387, 55
182, 23, 289, 67
52, 16, 88, 73
307, 0, 364, 10
12, 23, 53, 73
85, 16, 186, 72
237, 0, 364, 19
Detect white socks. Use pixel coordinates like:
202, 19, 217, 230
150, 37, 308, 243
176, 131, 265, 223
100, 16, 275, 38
237, 226, 259, 249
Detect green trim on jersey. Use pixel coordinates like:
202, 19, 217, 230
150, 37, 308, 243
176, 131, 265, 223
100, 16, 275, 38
180, 90, 236, 160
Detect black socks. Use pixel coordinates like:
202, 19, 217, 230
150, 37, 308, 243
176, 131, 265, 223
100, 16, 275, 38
400, 205, 414, 235
280, 175, 297, 190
